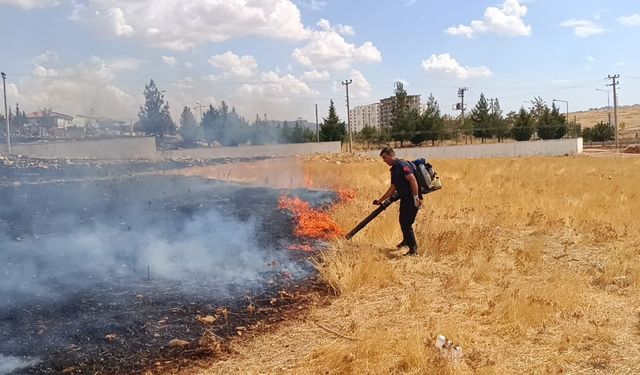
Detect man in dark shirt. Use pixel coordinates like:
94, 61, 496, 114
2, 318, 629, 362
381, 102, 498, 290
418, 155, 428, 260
373, 147, 422, 256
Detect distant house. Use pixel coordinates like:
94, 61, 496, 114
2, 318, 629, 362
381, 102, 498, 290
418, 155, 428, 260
73, 115, 129, 134
95, 117, 128, 132
26, 111, 74, 129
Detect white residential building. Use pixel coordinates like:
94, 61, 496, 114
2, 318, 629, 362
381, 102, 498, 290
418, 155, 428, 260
348, 103, 381, 132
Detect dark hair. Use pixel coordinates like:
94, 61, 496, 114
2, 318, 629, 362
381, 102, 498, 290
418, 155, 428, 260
380, 147, 395, 156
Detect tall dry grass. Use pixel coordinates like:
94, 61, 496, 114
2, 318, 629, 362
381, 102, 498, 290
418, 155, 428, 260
300, 155, 640, 374
191, 154, 640, 375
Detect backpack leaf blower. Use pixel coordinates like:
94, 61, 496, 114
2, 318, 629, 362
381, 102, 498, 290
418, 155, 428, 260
345, 158, 442, 240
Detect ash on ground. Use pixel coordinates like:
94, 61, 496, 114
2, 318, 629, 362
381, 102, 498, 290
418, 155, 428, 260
0, 162, 334, 374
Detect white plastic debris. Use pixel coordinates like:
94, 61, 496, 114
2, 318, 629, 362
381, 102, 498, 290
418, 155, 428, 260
435, 334, 463, 366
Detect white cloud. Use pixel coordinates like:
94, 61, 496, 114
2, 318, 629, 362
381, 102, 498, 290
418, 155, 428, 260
14, 55, 139, 119
207, 51, 258, 79
560, 19, 605, 38
184, 62, 194, 69
316, 19, 355, 36
171, 77, 194, 90
618, 14, 640, 27
301, 70, 331, 81
297, 0, 326, 11
293, 19, 382, 71
348, 70, 372, 99
231, 71, 318, 119
70, 0, 309, 51
0, 0, 58, 10
405, 0, 417, 7
32, 65, 59, 78
33, 50, 58, 64
586, 55, 595, 62
161, 56, 178, 67
445, 0, 532, 37
421, 54, 493, 79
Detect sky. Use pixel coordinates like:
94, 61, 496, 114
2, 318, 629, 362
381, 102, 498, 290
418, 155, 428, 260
0, 0, 639, 123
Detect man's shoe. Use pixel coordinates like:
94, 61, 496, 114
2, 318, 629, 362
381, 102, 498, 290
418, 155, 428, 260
404, 249, 418, 256
396, 241, 407, 249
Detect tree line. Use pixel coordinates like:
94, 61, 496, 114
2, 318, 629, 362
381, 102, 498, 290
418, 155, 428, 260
350, 82, 587, 148
92, 79, 617, 147
138, 79, 323, 147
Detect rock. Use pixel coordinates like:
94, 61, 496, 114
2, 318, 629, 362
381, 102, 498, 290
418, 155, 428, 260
105, 334, 118, 342
196, 315, 217, 325
168, 339, 190, 348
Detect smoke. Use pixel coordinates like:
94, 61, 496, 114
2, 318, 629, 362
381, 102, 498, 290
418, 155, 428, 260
0, 355, 40, 375
0, 175, 323, 309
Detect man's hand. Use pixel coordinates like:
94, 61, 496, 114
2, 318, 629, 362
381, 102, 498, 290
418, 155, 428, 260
413, 195, 422, 208
373, 199, 382, 206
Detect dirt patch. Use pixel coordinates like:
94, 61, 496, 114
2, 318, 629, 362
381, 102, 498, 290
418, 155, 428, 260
623, 145, 640, 154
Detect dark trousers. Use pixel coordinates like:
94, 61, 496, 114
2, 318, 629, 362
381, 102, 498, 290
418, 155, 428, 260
399, 197, 419, 250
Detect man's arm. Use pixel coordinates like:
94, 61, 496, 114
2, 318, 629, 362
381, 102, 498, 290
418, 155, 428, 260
374, 184, 396, 205
405, 174, 420, 197
405, 174, 422, 207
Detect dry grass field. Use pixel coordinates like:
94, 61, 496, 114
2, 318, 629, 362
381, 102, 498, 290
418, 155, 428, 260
180, 154, 640, 375
571, 105, 640, 134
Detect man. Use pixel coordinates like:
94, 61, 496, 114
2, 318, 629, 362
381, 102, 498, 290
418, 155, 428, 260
373, 147, 422, 256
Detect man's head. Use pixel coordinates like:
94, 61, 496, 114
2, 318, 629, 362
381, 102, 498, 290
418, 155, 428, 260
380, 147, 397, 166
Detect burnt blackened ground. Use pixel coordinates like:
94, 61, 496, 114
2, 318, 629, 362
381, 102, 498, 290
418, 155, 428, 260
0, 155, 271, 186
0, 172, 335, 374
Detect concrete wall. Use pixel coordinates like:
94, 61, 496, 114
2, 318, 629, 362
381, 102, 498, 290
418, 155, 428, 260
363, 138, 583, 160
0, 137, 156, 159
161, 141, 342, 159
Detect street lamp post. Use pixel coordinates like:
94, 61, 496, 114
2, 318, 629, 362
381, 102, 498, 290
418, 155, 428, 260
596, 88, 612, 125
1, 72, 10, 154
552, 99, 569, 123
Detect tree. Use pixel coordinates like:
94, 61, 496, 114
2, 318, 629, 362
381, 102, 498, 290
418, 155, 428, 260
581, 127, 593, 144
537, 102, 567, 140
590, 121, 614, 143
319, 100, 347, 142
413, 94, 444, 146
222, 106, 249, 146
470, 93, 492, 142
490, 98, 510, 142
202, 104, 220, 146
360, 124, 378, 149
178, 106, 201, 147
443, 115, 462, 144
510, 107, 535, 141
389, 81, 414, 146
138, 79, 175, 137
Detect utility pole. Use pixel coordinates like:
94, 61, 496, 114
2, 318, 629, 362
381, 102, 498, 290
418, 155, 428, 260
315, 104, 319, 143
342, 79, 353, 153
1, 72, 10, 154
457, 87, 468, 143
607, 75, 620, 151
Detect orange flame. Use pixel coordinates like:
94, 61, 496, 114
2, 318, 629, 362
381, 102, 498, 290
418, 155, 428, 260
278, 196, 344, 240
338, 189, 356, 203
287, 244, 314, 252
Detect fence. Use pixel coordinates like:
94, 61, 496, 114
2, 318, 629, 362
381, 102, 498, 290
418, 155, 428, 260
0, 138, 342, 160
